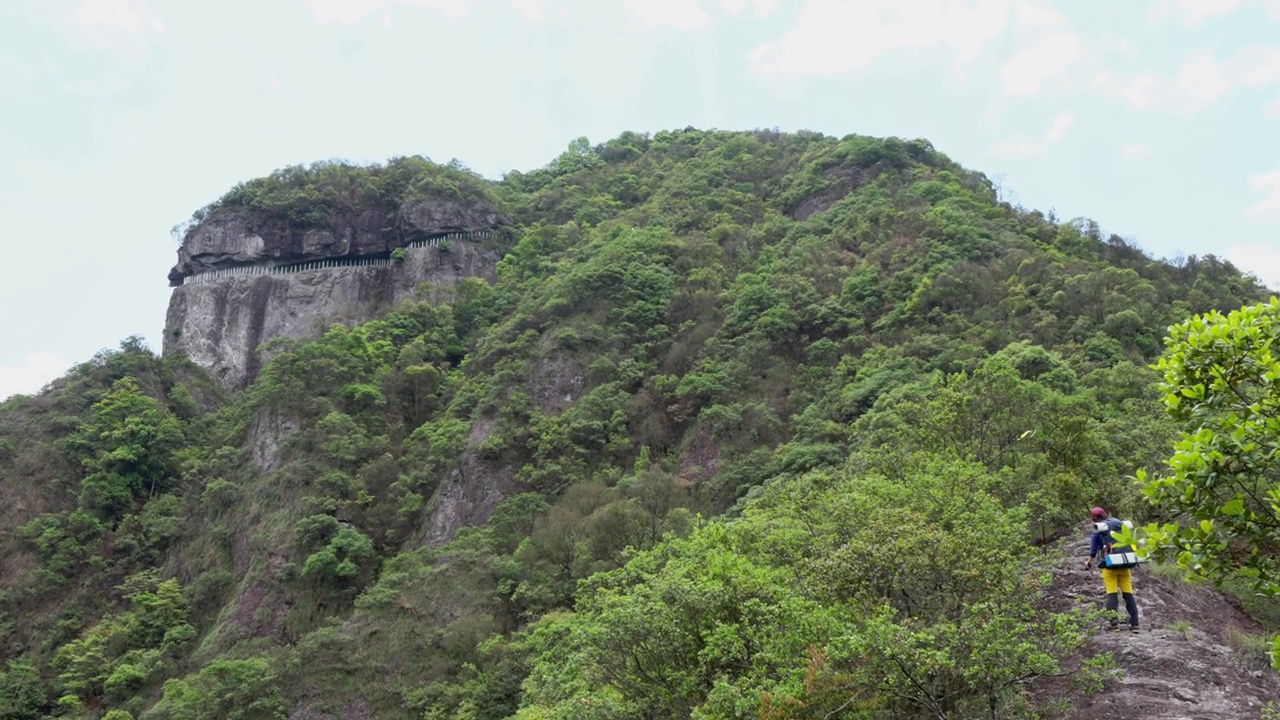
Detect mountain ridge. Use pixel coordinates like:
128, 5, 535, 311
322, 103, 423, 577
1, 127, 1275, 720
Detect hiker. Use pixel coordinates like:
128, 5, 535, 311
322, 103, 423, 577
1085, 506, 1140, 632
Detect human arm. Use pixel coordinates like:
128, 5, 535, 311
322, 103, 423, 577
1084, 531, 1101, 568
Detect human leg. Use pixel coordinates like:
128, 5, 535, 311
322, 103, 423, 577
1101, 569, 1121, 627
1115, 569, 1139, 629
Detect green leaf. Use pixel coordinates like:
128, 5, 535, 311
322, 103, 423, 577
1221, 497, 1246, 516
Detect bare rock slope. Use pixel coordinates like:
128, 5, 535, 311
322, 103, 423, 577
163, 192, 509, 390
1036, 531, 1279, 719
164, 240, 500, 390
167, 199, 504, 284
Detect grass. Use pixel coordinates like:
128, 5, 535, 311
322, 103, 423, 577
1167, 618, 1193, 639
1226, 627, 1278, 672
1220, 576, 1280, 633
1039, 695, 1072, 720
1147, 558, 1192, 582
1148, 560, 1280, 630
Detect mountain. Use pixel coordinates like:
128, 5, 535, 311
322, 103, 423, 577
1, 128, 1275, 720
163, 158, 512, 390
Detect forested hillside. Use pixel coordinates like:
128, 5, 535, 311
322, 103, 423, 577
1, 128, 1275, 720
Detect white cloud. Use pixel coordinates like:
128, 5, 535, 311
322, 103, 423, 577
510, 0, 545, 19
510, 0, 547, 19
303, 0, 471, 26
0, 353, 72, 402
72, 0, 164, 59
990, 110, 1075, 159
1148, 0, 1250, 28
748, 0, 1011, 80
717, 0, 780, 17
531, 0, 771, 32
620, 0, 713, 33
1042, 111, 1075, 142
510, 0, 572, 21
997, 2, 1090, 97
1096, 44, 1280, 113
997, 33, 1086, 96
1092, 71, 1161, 110
1120, 142, 1151, 160
1266, 95, 1280, 119
0, 55, 36, 95
1148, 0, 1280, 26
74, 0, 164, 36
1245, 166, 1280, 218
1224, 242, 1280, 290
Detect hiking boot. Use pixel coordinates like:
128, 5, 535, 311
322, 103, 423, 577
1130, 625, 1140, 634
1107, 623, 1122, 632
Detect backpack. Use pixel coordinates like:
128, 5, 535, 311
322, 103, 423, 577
1097, 518, 1138, 569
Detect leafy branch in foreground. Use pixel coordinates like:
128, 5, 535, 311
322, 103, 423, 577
1133, 296, 1280, 666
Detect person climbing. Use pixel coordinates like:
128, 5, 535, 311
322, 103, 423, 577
1085, 506, 1140, 632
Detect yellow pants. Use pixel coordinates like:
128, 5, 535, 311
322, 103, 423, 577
1101, 568, 1133, 594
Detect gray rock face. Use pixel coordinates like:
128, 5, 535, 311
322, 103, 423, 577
409, 417, 514, 549
1031, 531, 1280, 719
163, 240, 501, 389
167, 198, 505, 285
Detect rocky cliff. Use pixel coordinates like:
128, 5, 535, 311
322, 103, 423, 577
163, 197, 508, 389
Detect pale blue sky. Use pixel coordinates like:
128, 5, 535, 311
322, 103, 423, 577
3, 0, 1279, 399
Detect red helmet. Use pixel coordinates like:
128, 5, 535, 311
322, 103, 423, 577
1090, 507, 1107, 520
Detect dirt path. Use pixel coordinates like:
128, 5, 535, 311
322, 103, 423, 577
1033, 529, 1279, 719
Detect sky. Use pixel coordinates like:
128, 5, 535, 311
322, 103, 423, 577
2, 0, 1279, 400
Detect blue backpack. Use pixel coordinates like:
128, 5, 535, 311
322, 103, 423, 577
1097, 518, 1138, 569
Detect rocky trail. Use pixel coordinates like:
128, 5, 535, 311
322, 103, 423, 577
1033, 529, 1280, 719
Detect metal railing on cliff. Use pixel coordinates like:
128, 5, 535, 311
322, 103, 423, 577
181, 230, 493, 286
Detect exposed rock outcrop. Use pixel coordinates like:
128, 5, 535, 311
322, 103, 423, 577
162, 190, 509, 390
420, 417, 516, 548
163, 240, 501, 390
529, 353, 586, 415
1033, 531, 1279, 718
167, 198, 505, 285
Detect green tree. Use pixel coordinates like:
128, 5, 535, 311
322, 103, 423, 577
1138, 298, 1280, 588
551, 136, 603, 177
302, 525, 379, 589
0, 659, 46, 720
515, 459, 1090, 719
145, 658, 285, 720
50, 573, 194, 707
1135, 297, 1280, 664
70, 377, 185, 522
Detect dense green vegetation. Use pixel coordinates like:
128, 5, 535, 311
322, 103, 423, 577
170, 155, 500, 244
2, 128, 1275, 719
1131, 297, 1280, 664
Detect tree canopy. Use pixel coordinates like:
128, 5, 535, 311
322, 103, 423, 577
1135, 297, 1280, 665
